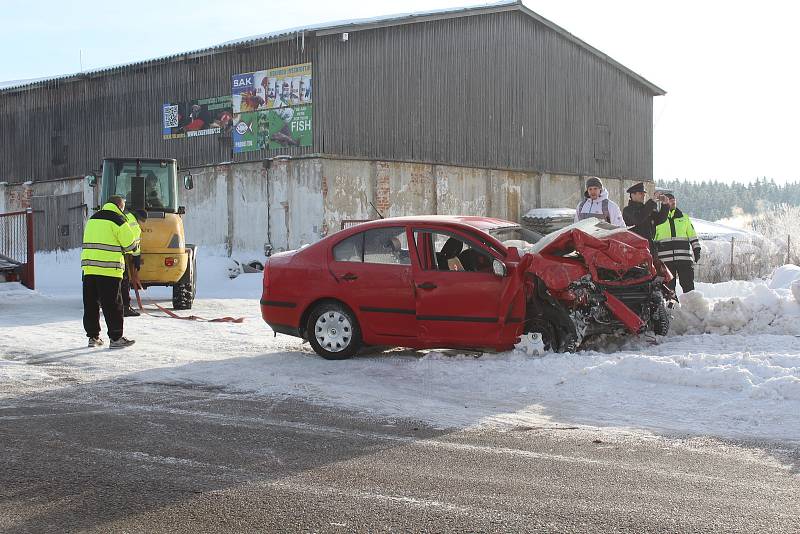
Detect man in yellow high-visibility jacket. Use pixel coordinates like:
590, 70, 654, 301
655, 193, 701, 296
121, 209, 147, 317
81, 195, 138, 348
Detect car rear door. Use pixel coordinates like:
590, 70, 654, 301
329, 226, 416, 339
410, 227, 508, 347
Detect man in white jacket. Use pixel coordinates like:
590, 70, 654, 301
574, 176, 625, 227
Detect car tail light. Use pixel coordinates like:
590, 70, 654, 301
164, 257, 176, 267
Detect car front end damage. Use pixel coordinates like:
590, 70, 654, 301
520, 220, 670, 351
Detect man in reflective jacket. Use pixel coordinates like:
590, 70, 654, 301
655, 193, 701, 295
81, 195, 137, 348
121, 209, 147, 317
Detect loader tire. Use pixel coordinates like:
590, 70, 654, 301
172, 251, 197, 310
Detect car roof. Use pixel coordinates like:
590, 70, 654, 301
349, 215, 519, 232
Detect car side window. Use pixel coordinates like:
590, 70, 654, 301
332, 233, 364, 262
363, 227, 410, 265
415, 231, 493, 273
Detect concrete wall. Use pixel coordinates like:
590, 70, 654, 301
0, 177, 91, 214
3, 157, 647, 254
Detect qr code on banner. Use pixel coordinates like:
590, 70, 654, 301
163, 105, 179, 128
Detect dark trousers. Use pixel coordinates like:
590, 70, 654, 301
121, 265, 131, 309
83, 274, 124, 340
665, 261, 695, 295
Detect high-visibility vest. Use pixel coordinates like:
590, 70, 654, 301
125, 212, 142, 257
81, 203, 137, 278
654, 209, 701, 263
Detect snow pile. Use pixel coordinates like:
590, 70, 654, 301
670, 284, 800, 336
523, 208, 576, 219
768, 264, 800, 290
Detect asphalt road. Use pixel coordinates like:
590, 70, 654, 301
1, 381, 798, 533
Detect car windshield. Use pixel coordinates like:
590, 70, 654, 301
487, 225, 543, 254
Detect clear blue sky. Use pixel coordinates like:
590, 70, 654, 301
2, 0, 797, 184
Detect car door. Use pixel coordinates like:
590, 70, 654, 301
410, 227, 508, 347
329, 226, 417, 338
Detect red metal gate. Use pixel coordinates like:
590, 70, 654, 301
0, 209, 35, 289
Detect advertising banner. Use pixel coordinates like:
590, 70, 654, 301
232, 104, 312, 153
231, 63, 312, 114
162, 95, 233, 140
230, 62, 313, 153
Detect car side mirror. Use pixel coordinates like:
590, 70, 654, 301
492, 259, 507, 277
85, 175, 97, 187
184, 173, 194, 190
506, 246, 521, 262
177, 206, 186, 215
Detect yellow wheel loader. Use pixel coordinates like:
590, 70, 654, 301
87, 158, 197, 309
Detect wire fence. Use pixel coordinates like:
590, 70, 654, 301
0, 210, 30, 264
696, 234, 799, 283
0, 209, 35, 289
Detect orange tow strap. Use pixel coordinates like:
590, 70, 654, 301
134, 288, 244, 323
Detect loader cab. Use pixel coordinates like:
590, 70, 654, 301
98, 158, 181, 212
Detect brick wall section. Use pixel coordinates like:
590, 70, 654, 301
375, 162, 391, 214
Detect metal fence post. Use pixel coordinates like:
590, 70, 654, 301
25, 208, 35, 290
730, 236, 735, 280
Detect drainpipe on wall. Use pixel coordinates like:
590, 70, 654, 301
226, 165, 234, 258
281, 201, 289, 250
263, 160, 272, 256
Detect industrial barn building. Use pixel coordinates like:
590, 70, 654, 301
0, 0, 664, 253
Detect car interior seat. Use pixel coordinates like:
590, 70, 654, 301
436, 237, 464, 270
458, 248, 478, 271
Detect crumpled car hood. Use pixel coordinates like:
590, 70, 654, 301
525, 219, 654, 286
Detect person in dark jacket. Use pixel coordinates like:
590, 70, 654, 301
622, 182, 670, 248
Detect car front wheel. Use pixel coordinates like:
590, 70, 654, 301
307, 302, 362, 360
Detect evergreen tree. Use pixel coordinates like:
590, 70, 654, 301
654, 179, 800, 220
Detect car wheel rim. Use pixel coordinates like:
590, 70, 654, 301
315, 311, 352, 353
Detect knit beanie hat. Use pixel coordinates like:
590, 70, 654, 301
585, 176, 603, 190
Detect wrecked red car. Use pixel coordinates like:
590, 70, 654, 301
260, 216, 670, 359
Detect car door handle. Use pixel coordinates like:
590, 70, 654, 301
342, 273, 358, 281
417, 282, 437, 290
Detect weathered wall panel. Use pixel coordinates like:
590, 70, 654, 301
181, 165, 229, 249
3, 157, 637, 253
321, 159, 374, 234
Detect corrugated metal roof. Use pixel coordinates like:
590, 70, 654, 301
0, 0, 664, 95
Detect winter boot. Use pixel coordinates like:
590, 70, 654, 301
124, 307, 141, 317
88, 337, 104, 347
109, 337, 135, 349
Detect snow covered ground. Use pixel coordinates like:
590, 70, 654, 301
2, 249, 799, 443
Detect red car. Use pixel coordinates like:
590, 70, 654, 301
261, 216, 670, 359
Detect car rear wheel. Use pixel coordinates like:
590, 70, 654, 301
307, 302, 362, 360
